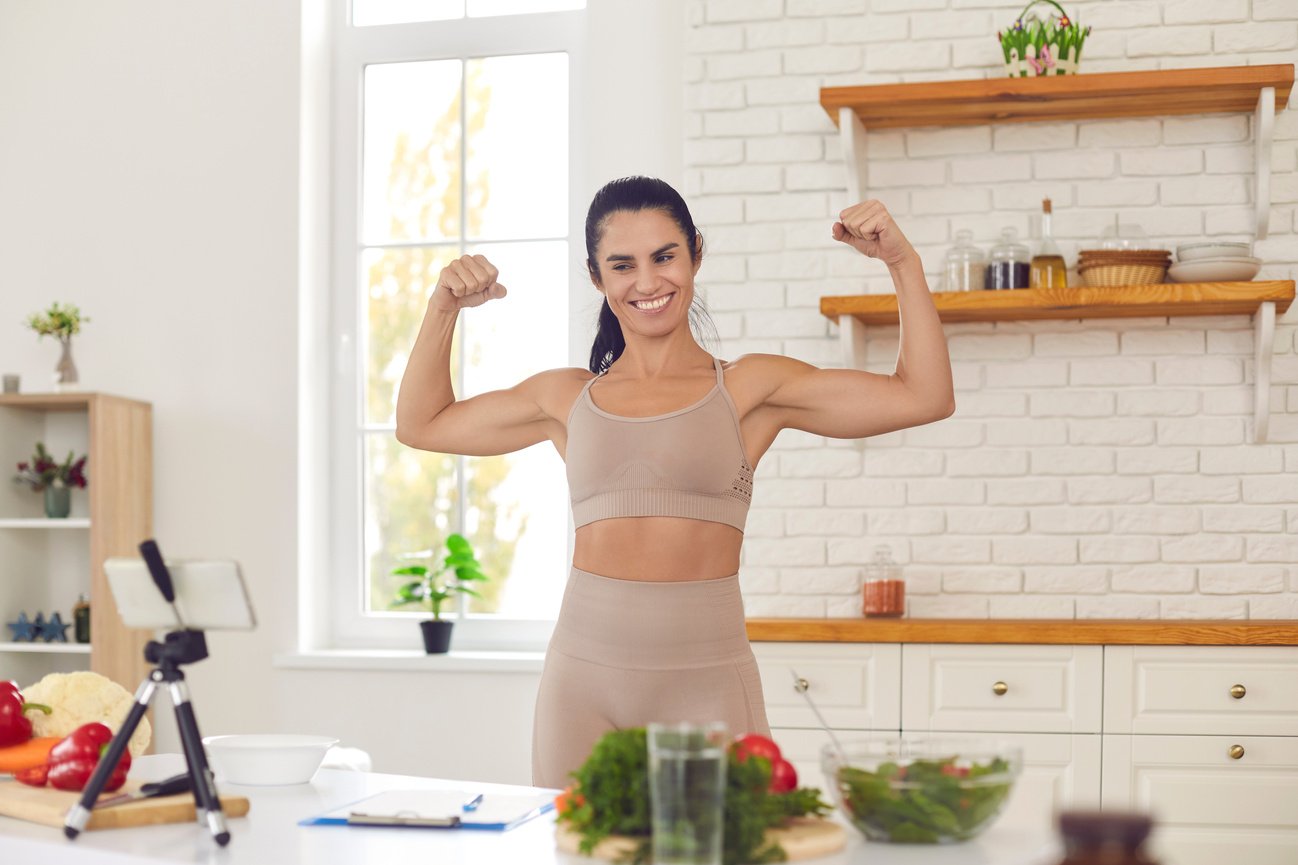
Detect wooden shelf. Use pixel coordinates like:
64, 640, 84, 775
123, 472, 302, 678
821, 65, 1294, 130
820, 280, 1295, 325
748, 618, 1298, 646
0, 518, 91, 529
0, 641, 91, 654
0, 392, 151, 412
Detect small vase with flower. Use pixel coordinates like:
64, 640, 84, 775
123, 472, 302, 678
14, 443, 88, 519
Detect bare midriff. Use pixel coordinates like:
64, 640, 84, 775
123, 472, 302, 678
573, 517, 743, 582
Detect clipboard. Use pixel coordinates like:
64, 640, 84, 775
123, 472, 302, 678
300, 789, 555, 831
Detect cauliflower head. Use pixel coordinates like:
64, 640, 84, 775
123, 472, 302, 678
23, 671, 152, 757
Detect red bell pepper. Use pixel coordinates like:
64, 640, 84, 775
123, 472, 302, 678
15, 722, 131, 792
0, 681, 52, 748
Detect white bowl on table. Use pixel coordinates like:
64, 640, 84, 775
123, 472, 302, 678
202, 734, 340, 785
1166, 257, 1262, 283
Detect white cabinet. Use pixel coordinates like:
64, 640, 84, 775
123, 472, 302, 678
1102, 734, 1298, 865
754, 640, 1298, 859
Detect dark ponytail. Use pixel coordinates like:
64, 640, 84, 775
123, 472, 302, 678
585, 176, 715, 374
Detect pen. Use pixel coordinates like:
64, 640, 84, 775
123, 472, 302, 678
462, 793, 484, 812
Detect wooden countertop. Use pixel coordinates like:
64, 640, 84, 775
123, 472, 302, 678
746, 619, 1298, 646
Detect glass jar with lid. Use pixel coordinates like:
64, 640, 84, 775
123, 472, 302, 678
985, 227, 1031, 290
943, 229, 987, 292
862, 545, 905, 618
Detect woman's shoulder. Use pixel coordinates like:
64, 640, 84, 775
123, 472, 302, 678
518, 367, 596, 416
720, 353, 815, 404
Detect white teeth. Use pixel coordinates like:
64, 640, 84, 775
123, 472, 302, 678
632, 295, 671, 310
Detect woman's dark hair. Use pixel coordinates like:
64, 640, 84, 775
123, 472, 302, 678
585, 176, 718, 374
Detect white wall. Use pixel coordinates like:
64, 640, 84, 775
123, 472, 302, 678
1, 0, 1294, 788
682, 0, 1298, 621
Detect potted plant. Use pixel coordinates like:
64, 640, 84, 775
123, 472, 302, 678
14, 442, 88, 518
25, 301, 89, 390
390, 533, 489, 654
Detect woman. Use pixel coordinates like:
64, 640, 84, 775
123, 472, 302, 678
395, 176, 954, 788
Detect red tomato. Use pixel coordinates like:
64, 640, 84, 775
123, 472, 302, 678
769, 757, 798, 794
555, 786, 585, 817
940, 763, 970, 778
732, 733, 782, 764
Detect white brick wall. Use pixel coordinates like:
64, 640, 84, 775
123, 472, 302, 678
685, 0, 1298, 619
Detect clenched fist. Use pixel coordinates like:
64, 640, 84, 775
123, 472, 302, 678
832, 200, 917, 269
430, 254, 509, 312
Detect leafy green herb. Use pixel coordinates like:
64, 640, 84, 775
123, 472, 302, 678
836, 757, 1013, 844
557, 728, 831, 865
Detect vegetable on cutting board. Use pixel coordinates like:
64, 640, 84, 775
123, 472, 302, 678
20, 671, 151, 757
0, 736, 60, 774
0, 681, 52, 748
14, 722, 132, 793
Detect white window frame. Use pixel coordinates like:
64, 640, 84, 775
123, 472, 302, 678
322, 2, 590, 652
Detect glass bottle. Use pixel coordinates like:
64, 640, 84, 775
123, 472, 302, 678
942, 230, 987, 292
985, 227, 1031, 290
862, 545, 905, 618
73, 594, 91, 644
1031, 197, 1069, 289
1055, 810, 1159, 865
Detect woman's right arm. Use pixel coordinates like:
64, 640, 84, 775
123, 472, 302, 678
395, 254, 563, 457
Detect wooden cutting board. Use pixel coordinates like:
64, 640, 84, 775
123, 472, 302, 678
556, 816, 846, 862
0, 779, 250, 831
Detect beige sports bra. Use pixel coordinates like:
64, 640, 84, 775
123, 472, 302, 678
565, 357, 754, 532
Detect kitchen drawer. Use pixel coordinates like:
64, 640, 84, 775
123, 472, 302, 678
1102, 734, 1298, 865
901, 644, 1102, 734
752, 642, 900, 731
1105, 646, 1298, 736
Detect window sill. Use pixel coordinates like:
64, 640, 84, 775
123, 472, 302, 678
273, 649, 546, 674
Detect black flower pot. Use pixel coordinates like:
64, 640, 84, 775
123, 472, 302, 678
420, 619, 454, 654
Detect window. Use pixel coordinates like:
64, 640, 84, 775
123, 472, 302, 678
327, 1, 585, 650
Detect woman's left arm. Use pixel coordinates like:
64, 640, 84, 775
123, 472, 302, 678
756, 200, 955, 439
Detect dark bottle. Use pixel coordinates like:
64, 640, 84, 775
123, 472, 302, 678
985, 227, 1031, 290
1056, 810, 1158, 865
73, 594, 91, 643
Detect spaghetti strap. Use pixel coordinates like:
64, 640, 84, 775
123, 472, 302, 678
713, 356, 725, 385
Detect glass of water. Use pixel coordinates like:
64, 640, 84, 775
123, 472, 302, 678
647, 722, 728, 865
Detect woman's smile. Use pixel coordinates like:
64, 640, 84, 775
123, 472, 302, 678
629, 292, 675, 313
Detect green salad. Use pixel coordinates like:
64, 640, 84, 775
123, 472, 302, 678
834, 756, 1014, 843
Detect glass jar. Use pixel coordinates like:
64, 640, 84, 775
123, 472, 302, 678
985, 227, 1031, 290
943, 230, 987, 292
862, 545, 905, 618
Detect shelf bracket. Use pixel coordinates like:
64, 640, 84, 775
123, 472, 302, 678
1253, 300, 1276, 443
838, 106, 868, 203
1255, 86, 1275, 240
838, 314, 867, 370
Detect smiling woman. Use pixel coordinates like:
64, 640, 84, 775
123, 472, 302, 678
394, 175, 955, 788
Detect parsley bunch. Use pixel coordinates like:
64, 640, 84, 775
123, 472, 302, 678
557, 728, 831, 865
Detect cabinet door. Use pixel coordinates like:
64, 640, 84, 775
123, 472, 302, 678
1105, 646, 1298, 736
1103, 734, 1298, 865
753, 642, 901, 731
902, 644, 1103, 733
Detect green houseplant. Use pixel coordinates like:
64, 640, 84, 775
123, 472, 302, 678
25, 302, 90, 390
390, 533, 489, 654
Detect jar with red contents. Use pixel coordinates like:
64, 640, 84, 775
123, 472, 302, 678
862, 545, 905, 618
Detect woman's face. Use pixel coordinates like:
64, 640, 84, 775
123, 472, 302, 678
592, 209, 700, 338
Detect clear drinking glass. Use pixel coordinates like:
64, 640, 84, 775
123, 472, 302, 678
647, 722, 728, 865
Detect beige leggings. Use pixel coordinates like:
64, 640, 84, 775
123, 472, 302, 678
531, 566, 770, 789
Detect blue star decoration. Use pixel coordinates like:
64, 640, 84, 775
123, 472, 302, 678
40, 612, 70, 643
6, 612, 37, 642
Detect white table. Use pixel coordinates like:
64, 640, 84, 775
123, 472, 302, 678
0, 755, 1061, 864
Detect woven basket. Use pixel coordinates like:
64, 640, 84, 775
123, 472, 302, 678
1078, 263, 1168, 287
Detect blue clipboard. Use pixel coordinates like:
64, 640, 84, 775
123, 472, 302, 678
300, 789, 555, 831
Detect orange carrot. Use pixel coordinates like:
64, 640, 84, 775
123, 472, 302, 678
0, 736, 59, 774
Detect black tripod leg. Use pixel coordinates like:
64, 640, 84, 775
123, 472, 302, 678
169, 679, 230, 846
64, 676, 158, 839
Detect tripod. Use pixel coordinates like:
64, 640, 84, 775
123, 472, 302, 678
64, 543, 230, 845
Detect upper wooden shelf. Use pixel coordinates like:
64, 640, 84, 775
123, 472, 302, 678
821, 280, 1294, 325
0, 392, 151, 412
821, 64, 1294, 130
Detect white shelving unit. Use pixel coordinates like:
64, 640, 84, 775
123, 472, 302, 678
0, 518, 91, 529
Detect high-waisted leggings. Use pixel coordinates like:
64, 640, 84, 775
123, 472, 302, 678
531, 566, 771, 789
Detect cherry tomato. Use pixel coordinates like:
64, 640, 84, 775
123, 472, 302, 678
769, 757, 798, 794
732, 733, 782, 764
555, 786, 585, 817
940, 763, 970, 778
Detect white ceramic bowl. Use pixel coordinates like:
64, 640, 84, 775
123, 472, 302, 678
1176, 241, 1252, 262
1166, 257, 1261, 283
202, 734, 339, 786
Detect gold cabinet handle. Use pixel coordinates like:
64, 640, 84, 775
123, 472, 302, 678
793, 677, 810, 694
1230, 684, 1246, 700
1229, 744, 1245, 760
992, 681, 1008, 696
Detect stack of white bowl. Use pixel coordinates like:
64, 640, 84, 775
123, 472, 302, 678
1168, 242, 1261, 283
